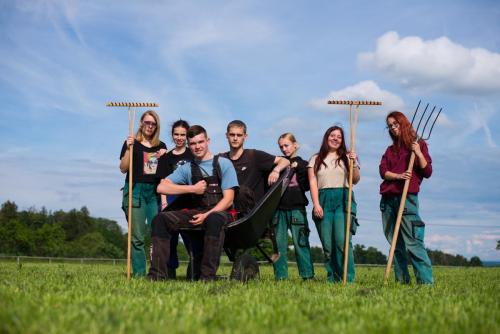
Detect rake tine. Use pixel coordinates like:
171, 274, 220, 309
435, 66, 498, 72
420, 105, 437, 138
410, 100, 422, 125
414, 103, 429, 133
422, 107, 442, 140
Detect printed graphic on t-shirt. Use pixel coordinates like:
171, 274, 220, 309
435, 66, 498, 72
143, 152, 159, 175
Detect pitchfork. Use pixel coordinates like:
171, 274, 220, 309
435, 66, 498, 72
383, 101, 442, 283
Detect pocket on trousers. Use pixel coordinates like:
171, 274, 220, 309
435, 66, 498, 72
298, 226, 310, 247
411, 220, 425, 242
350, 216, 359, 236
403, 196, 419, 216
122, 184, 141, 209
291, 212, 306, 225
379, 198, 386, 212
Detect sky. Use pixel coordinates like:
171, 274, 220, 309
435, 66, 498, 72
1, 0, 499, 261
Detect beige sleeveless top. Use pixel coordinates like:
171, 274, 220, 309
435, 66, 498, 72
308, 154, 349, 189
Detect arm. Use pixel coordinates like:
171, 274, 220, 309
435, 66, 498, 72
349, 151, 361, 185
189, 188, 235, 225
267, 156, 291, 185
160, 194, 167, 210
413, 140, 432, 178
308, 167, 323, 219
119, 136, 134, 173
380, 148, 412, 181
157, 178, 206, 195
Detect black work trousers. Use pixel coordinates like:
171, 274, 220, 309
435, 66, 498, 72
148, 209, 229, 281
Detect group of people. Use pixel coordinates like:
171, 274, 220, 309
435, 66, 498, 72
119, 110, 434, 284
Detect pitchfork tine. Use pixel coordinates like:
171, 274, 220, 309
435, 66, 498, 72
420, 105, 437, 138
410, 100, 421, 125
422, 107, 442, 140
414, 103, 429, 133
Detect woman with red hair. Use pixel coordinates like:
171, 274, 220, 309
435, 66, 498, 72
379, 111, 433, 284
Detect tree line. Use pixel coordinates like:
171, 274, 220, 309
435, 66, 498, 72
0, 201, 483, 266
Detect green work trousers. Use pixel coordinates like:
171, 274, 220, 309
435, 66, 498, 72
313, 188, 358, 283
272, 209, 315, 280
380, 194, 433, 284
122, 182, 158, 277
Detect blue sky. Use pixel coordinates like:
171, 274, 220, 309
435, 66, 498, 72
1, 0, 499, 260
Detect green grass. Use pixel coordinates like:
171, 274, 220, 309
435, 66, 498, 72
0, 262, 498, 334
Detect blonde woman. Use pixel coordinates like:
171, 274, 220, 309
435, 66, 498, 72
119, 110, 166, 277
272, 133, 314, 280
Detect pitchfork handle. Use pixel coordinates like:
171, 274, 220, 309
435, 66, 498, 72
384, 151, 416, 282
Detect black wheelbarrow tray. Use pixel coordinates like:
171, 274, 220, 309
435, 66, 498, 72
176, 168, 293, 281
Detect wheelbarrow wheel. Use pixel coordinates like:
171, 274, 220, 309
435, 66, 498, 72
230, 253, 260, 282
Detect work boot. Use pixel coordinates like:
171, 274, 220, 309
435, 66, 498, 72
167, 267, 176, 279
147, 237, 171, 281
200, 232, 225, 281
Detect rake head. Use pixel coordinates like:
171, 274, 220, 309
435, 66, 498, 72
410, 100, 442, 141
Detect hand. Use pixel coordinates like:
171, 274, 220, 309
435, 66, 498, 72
126, 135, 135, 146
348, 151, 357, 161
189, 212, 207, 225
268, 170, 279, 186
156, 148, 167, 158
192, 180, 207, 195
313, 204, 324, 219
398, 171, 412, 180
412, 142, 422, 156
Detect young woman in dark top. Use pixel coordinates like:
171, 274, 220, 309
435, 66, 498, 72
272, 133, 314, 280
156, 120, 194, 279
119, 110, 166, 277
379, 111, 433, 284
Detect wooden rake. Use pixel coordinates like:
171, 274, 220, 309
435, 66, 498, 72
383, 101, 442, 283
327, 100, 382, 285
107, 101, 159, 280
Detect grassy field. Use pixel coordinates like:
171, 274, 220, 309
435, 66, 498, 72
0, 261, 498, 334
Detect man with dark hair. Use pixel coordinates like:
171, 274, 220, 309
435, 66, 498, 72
222, 120, 290, 206
148, 125, 238, 281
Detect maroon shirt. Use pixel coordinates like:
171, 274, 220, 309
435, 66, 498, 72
379, 140, 432, 196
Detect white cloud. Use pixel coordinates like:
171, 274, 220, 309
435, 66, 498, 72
358, 31, 500, 95
310, 80, 404, 120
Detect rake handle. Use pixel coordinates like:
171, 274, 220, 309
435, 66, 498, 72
343, 105, 359, 286
126, 108, 136, 280
343, 159, 355, 285
126, 145, 133, 280
384, 151, 416, 282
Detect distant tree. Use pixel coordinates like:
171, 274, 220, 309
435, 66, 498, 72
0, 201, 18, 222
469, 256, 483, 267
310, 246, 325, 263
66, 232, 123, 258
0, 201, 126, 258
33, 223, 66, 257
497, 240, 499, 250
0, 219, 34, 255
354, 244, 387, 264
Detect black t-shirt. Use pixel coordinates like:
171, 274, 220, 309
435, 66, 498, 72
156, 148, 194, 180
119, 140, 167, 184
221, 149, 276, 201
278, 156, 309, 210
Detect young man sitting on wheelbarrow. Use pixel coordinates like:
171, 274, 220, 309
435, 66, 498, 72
147, 125, 239, 281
